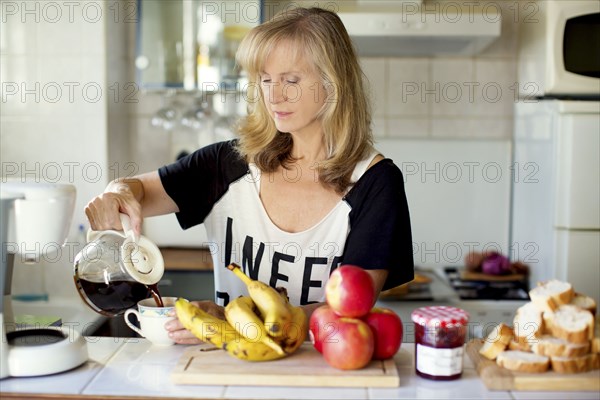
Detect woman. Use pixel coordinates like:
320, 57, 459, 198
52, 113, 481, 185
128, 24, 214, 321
85, 7, 413, 344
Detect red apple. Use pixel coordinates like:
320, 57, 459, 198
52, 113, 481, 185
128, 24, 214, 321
321, 317, 374, 370
364, 307, 403, 360
309, 305, 340, 353
325, 265, 375, 318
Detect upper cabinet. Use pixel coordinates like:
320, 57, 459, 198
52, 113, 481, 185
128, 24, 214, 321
135, 0, 261, 90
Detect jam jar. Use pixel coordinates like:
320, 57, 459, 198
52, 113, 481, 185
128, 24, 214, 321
411, 306, 469, 380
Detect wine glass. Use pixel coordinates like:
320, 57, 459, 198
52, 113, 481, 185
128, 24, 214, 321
181, 97, 208, 131
151, 90, 181, 131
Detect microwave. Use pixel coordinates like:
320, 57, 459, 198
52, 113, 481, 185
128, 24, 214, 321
518, 0, 599, 98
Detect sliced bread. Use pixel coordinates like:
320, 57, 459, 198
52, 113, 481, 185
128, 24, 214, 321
508, 339, 531, 352
592, 319, 600, 353
513, 302, 543, 344
496, 350, 550, 373
529, 280, 574, 313
531, 335, 590, 358
551, 354, 595, 374
570, 293, 597, 315
479, 323, 513, 360
543, 305, 595, 344
593, 337, 600, 354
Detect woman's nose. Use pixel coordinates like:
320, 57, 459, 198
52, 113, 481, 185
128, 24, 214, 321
268, 83, 287, 104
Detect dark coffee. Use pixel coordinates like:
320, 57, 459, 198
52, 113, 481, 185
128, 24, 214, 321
76, 279, 151, 316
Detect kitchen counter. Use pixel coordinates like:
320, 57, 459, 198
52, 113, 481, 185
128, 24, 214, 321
1, 337, 598, 400
3, 268, 591, 399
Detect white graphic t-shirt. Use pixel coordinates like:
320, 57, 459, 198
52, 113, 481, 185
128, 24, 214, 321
158, 140, 413, 306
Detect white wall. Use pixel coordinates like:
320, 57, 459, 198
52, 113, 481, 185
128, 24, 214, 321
1, 0, 131, 299
375, 138, 512, 269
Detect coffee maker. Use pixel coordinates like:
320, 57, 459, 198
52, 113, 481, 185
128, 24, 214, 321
1, 181, 88, 378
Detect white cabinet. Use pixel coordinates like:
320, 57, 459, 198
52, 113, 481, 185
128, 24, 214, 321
135, 0, 260, 90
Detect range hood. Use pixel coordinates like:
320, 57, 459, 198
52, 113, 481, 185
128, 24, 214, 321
335, 1, 502, 56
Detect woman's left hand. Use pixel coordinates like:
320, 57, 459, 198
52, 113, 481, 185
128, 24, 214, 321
165, 300, 225, 345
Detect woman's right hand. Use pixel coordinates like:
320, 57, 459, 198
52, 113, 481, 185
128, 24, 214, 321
165, 300, 226, 345
84, 181, 143, 236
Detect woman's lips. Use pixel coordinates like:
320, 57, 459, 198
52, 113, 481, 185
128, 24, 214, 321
274, 111, 292, 119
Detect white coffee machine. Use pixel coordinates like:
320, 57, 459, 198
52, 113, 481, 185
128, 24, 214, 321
1, 181, 88, 378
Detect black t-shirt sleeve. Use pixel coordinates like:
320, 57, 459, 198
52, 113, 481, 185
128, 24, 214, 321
157, 140, 248, 229
342, 159, 414, 290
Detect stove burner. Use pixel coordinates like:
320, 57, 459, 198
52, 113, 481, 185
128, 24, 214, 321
444, 267, 530, 300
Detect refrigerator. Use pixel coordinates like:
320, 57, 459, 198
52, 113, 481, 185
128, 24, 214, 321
511, 100, 600, 306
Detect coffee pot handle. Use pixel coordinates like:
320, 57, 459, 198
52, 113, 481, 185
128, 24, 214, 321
85, 213, 134, 242
119, 213, 138, 243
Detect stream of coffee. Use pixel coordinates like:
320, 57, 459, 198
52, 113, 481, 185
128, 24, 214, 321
147, 283, 164, 308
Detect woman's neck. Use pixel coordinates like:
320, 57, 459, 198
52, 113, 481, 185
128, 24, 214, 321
289, 130, 326, 166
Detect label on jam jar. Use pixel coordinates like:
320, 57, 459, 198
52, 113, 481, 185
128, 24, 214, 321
416, 344, 464, 376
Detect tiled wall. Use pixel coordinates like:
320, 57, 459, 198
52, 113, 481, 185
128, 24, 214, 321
0, 0, 135, 226
368, 0, 518, 139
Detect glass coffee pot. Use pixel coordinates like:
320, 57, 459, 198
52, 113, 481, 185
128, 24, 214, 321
74, 214, 165, 316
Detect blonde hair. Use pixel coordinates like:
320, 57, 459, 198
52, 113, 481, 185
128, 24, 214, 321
235, 7, 373, 194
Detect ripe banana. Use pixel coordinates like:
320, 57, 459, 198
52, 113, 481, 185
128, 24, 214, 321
227, 263, 292, 337
175, 298, 238, 348
223, 335, 287, 362
176, 273, 308, 363
277, 303, 308, 355
224, 296, 285, 355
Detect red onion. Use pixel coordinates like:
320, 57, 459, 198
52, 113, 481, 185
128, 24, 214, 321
481, 252, 511, 275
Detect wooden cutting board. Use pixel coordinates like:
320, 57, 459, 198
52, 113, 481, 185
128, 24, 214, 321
172, 343, 399, 387
460, 270, 525, 282
467, 340, 600, 391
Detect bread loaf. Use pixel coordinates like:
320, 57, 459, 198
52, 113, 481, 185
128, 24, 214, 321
496, 350, 550, 373
543, 305, 595, 344
513, 302, 543, 344
529, 280, 574, 313
531, 335, 590, 358
479, 323, 513, 360
551, 354, 595, 374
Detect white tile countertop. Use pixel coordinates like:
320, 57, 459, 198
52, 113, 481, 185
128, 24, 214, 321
1, 337, 599, 400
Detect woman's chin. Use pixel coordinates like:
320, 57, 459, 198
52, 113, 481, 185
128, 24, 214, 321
274, 122, 294, 133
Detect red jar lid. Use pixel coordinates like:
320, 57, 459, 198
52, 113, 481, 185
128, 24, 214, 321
411, 306, 469, 328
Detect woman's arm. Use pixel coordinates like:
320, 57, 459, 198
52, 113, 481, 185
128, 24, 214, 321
85, 171, 179, 236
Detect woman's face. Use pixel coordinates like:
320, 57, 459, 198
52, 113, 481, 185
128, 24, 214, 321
259, 42, 328, 137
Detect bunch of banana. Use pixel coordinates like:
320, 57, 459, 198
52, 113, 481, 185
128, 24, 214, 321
174, 263, 307, 362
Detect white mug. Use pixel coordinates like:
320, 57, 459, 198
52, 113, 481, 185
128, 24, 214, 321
125, 296, 177, 346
